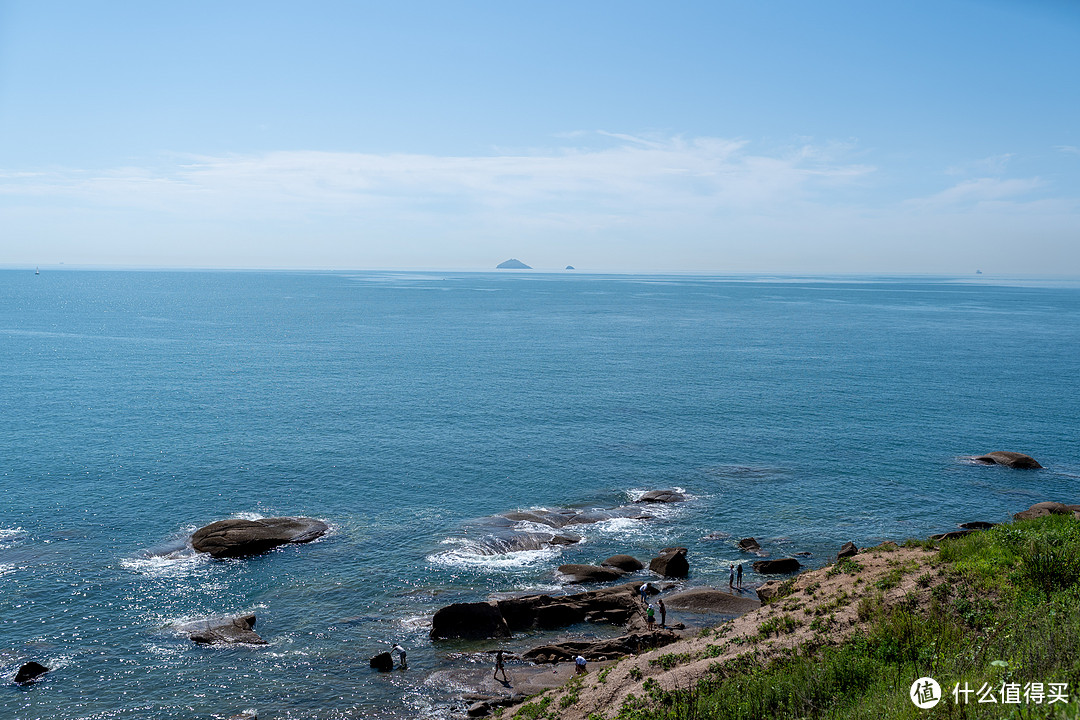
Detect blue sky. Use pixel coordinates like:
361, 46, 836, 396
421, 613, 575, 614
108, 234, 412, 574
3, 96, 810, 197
1, 0, 1078, 272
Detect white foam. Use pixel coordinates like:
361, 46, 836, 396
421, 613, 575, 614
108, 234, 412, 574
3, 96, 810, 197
427, 543, 562, 571
0, 563, 15, 578
0, 527, 25, 549
120, 551, 210, 578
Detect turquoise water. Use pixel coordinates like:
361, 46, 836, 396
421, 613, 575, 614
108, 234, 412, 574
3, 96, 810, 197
1, 270, 1078, 718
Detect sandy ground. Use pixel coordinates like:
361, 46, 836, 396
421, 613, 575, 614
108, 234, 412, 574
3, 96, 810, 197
507, 544, 939, 720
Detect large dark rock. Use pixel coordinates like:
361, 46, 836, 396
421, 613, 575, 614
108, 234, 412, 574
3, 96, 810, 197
649, 547, 689, 578
369, 652, 394, 672
959, 521, 996, 530
430, 602, 510, 640
14, 661, 49, 684
662, 588, 759, 615
181, 615, 267, 645
837, 542, 858, 559
974, 451, 1042, 469
636, 490, 685, 503
557, 564, 625, 583
601, 554, 644, 572
191, 517, 328, 558
497, 583, 640, 632
753, 558, 801, 574
930, 530, 973, 541
523, 631, 678, 663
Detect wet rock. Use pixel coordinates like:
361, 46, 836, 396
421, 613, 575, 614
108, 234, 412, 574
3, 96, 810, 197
959, 521, 996, 530
837, 542, 858, 559
702, 530, 731, 541
662, 588, 760, 614
523, 630, 679, 663
752, 558, 801, 574
181, 615, 266, 645
649, 547, 689, 578
737, 537, 760, 552
974, 451, 1042, 469
191, 517, 328, 558
1014, 502, 1073, 521
496, 583, 640, 631
557, 564, 625, 583
14, 661, 49, 684
369, 652, 394, 672
636, 490, 685, 503
601, 554, 644, 572
431, 602, 510, 640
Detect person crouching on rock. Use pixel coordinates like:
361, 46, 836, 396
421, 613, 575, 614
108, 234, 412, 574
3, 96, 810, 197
646, 603, 656, 631
575, 655, 587, 674
392, 644, 407, 669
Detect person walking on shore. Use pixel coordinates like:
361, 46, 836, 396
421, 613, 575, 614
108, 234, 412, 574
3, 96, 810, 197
729, 563, 735, 589
736, 562, 743, 589
493, 650, 508, 683
658, 598, 667, 628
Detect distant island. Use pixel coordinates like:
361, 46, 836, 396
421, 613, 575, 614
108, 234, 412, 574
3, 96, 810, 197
565, 265, 575, 270
496, 258, 531, 269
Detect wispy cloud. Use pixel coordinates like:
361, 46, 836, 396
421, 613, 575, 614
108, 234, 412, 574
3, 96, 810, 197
910, 177, 1044, 208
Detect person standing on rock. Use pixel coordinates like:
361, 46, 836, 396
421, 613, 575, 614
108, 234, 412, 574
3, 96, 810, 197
392, 644, 407, 669
737, 562, 743, 589
646, 603, 656, 631
575, 655, 587, 674
494, 650, 509, 683
658, 598, 666, 628
640, 582, 650, 604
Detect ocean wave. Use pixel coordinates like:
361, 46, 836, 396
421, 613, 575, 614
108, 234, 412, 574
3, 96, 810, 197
120, 551, 211, 578
0, 527, 26, 549
427, 540, 562, 571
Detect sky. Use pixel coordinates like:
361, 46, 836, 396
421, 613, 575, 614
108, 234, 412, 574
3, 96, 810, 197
1, 0, 1078, 273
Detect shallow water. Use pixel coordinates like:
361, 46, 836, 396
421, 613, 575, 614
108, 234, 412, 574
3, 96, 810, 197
1, 270, 1078, 718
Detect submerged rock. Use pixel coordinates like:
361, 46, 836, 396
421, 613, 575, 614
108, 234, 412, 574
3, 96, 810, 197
974, 451, 1042, 469
430, 602, 510, 640
190, 517, 328, 558
649, 547, 689, 577
753, 558, 801, 574
557, 564, 625, 583
636, 490, 685, 503
601, 554, 644, 572
181, 615, 267, 645
14, 661, 49, 684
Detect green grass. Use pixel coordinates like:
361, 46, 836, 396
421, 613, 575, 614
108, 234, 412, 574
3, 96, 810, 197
603, 515, 1080, 720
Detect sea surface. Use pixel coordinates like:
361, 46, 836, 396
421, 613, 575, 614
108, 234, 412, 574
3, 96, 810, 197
1, 270, 1078, 719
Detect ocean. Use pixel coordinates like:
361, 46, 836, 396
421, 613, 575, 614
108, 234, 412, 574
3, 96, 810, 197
1, 270, 1078, 719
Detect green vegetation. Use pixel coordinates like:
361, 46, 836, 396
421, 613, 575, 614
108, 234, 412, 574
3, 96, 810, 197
605, 515, 1080, 719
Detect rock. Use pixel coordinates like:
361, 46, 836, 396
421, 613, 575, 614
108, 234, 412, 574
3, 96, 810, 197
468, 701, 491, 717
497, 583, 640, 632
959, 521, 996, 530
601, 554, 644, 572
430, 602, 510, 640
181, 615, 267, 645
701, 531, 731, 541
974, 451, 1042, 469
1014, 502, 1072, 521
557, 564, 625, 583
738, 537, 761, 552
523, 630, 679, 663
496, 258, 531, 269
662, 588, 760, 615
649, 547, 689, 578
837, 542, 858, 559
636, 490, 685, 503
369, 652, 394, 672
14, 661, 49, 684
190, 517, 328, 558
756, 581, 783, 602
227, 712, 257, 720
753, 558, 801, 574
930, 531, 973, 541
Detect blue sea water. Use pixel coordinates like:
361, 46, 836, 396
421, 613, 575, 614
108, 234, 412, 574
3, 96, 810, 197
1, 270, 1079, 719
